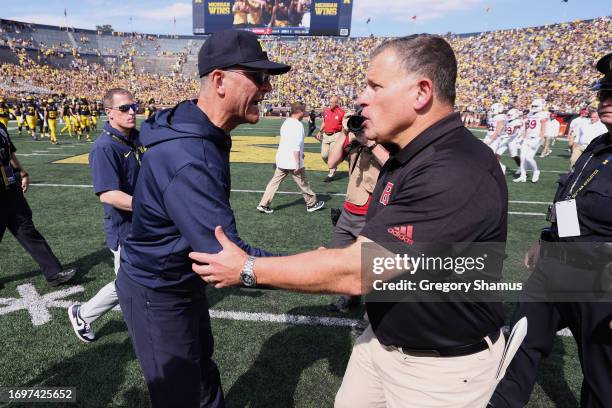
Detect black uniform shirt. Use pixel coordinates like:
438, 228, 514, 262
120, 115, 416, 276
361, 112, 507, 348
553, 131, 612, 242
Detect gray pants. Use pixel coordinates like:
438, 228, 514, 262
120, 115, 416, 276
80, 246, 120, 323
331, 209, 367, 249
331, 210, 366, 306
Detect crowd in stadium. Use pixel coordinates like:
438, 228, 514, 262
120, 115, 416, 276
0, 16, 610, 115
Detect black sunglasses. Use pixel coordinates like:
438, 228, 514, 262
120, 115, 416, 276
224, 69, 270, 86
110, 103, 139, 113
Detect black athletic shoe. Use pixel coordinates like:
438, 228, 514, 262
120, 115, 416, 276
47, 267, 77, 287
327, 295, 360, 312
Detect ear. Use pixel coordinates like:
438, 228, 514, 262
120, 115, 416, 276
209, 70, 227, 97
414, 78, 433, 110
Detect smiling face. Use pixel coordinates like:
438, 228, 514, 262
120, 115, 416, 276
356, 49, 422, 144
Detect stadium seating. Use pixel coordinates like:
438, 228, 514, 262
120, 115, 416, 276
0, 16, 609, 111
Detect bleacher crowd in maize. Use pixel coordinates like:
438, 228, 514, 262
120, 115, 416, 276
0, 16, 609, 113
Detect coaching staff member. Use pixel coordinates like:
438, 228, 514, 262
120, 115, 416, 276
116, 30, 290, 408
192, 34, 508, 408
489, 53, 612, 408
68, 88, 141, 343
0, 122, 76, 286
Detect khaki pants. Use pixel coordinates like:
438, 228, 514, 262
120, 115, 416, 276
259, 167, 317, 207
570, 145, 586, 168
335, 325, 505, 408
321, 131, 342, 166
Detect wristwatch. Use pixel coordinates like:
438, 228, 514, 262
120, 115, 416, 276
240, 256, 257, 287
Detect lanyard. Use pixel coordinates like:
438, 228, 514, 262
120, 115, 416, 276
565, 153, 612, 199
104, 130, 145, 166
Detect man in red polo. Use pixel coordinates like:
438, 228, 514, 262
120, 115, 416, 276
316, 95, 345, 182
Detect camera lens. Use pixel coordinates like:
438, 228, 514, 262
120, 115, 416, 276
347, 114, 365, 133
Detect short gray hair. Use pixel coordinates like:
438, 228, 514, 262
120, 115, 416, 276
372, 34, 457, 105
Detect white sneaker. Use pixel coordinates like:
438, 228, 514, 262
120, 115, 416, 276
532, 170, 541, 183
513, 175, 527, 183
256, 205, 274, 214
68, 304, 95, 343
306, 200, 325, 213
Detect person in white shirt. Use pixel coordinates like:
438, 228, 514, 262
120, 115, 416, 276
257, 102, 325, 214
572, 108, 608, 165
568, 109, 590, 167
540, 110, 560, 157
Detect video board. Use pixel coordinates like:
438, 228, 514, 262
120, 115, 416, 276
193, 0, 353, 36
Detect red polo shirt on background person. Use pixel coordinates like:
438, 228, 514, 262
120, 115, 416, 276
323, 106, 346, 134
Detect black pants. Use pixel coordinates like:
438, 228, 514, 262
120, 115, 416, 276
491, 257, 612, 408
117, 272, 225, 408
0, 188, 63, 281
308, 121, 316, 136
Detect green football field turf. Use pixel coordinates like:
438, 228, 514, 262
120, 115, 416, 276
0, 117, 583, 407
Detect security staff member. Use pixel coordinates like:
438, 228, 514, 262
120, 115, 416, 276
192, 34, 508, 408
316, 96, 345, 182
117, 30, 291, 407
489, 53, 612, 408
307, 109, 317, 136
0, 122, 77, 286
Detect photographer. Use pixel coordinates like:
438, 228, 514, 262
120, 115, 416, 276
326, 110, 389, 321
0, 122, 76, 287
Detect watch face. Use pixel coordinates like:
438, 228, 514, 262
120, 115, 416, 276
241, 273, 256, 287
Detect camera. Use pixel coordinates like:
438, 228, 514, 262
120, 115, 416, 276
346, 110, 365, 134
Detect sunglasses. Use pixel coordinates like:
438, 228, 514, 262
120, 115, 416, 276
224, 69, 270, 86
110, 103, 139, 113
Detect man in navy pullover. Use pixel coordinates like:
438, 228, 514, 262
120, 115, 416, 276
117, 30, 290, 407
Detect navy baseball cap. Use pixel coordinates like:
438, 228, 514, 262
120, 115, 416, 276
198, 29, 291, 78
593, 52, 612, 92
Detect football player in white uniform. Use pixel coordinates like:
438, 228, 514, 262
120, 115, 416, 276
514, 98, 547, 183
484, 103, 507, 173
496, 108, 524, 177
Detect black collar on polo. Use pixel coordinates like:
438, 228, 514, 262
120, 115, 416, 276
391, 112, 464, 165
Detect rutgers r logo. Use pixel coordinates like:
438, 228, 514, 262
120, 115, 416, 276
379, 182, 394, 206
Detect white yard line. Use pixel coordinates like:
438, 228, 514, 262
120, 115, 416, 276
28, 184, 552, 211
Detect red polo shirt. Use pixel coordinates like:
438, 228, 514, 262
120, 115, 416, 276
323, 106, 345, 134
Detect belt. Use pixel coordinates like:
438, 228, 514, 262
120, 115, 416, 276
324, 131, 337, 136
539, 243, 605, 270
384, 329, 501, 358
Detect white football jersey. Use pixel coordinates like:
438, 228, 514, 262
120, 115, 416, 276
505, 119, 524, 139
487, 113, 507, 137
524, 111, 548, 139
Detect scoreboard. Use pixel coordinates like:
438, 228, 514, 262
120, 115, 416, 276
193, 0, 353, 36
